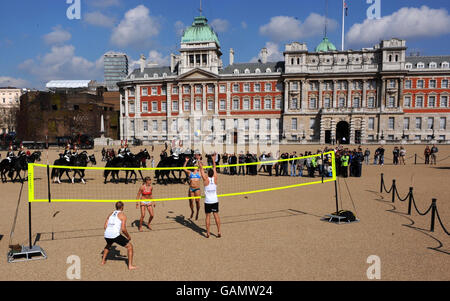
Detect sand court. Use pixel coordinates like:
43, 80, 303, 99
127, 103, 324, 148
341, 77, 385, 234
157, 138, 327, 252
0, 144, 449, 280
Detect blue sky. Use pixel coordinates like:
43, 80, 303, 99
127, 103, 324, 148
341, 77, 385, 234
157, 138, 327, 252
1, 0, 450, 89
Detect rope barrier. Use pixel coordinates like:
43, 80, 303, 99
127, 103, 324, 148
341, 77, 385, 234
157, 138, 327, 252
379, 174, 449, 236
395, 186, 411, 202
435, 207, 450, 236
411, 194, 433, 216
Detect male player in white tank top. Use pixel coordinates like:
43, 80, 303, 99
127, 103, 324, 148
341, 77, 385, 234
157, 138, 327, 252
102, 201, 137, 270
199, 153, 222, 238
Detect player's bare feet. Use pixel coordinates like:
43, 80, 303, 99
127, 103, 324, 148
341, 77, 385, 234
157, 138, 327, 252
101, 260, 106, 265
138, 226, 143, 232
206, 233, 210, 238
190, 211, 194, 219
147, 223, 152, 230
128, 265, 138, 270
195, 212, 199, 221
217, 233, 222, 238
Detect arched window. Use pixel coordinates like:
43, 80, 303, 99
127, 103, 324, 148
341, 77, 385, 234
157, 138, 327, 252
244, 68, 250, 74
389, 55, 392, 62
442, 62, 450, 69
255, 68, 261, 74
143, 74, 148, 79
234, 69, 239, 74
153, 73, 158, 78
162, 73, 167, 78
266, 68, 271, 73
395, 55, 399, 62
291, 58, 294, 65
417, 62, 424, 68
277, 68, 282, 72
130, 75, 135, 79
405, 63, 412, 69
429, 62, 437, 69
297, 58, 300, 65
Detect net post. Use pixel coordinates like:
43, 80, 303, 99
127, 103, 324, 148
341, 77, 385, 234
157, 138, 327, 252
407, 187, 413, 215
430, 199, 437, 232
321, 153, 324, 184
334, 179, 339, 214
415, 154, 417, 165
391, 180, 396, 203
47, 165, 52, 203
28, 200, 32, 248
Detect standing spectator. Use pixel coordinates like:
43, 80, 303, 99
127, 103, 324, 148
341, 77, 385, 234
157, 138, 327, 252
378, 146, 385, 166
393, 147, 400, 165
340, 151, 350, 178
355, 149, 364, 177
364, 148, 370, 165
230, 153, 237, 175
399, 147, 406, 165
101, 147, 106, 161
297, 154, 304, 177
290, 151, 298, 177
150, 156, 155, 168
373, 148, 379, 165
430, 144, 438, 165
238, 152, 245, 175
258, 153, 267, 173
222, 153, 229, 174
424, 146, 431, 164
281, 152, 289, 176
266, 153, 274, 176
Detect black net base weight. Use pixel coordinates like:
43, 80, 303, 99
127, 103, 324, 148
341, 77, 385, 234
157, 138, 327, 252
321, 210, 360, 225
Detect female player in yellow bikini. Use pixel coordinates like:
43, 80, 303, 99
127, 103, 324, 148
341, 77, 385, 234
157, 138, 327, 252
184, 155, 202, 220
136, 177, 155, 231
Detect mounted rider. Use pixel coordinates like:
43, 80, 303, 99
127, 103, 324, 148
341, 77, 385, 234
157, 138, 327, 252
118, 140, 131, 159
63, 143, 72, 162
17, 143, 27, 157
72, 144, 79, 157
6, 144, 15, 163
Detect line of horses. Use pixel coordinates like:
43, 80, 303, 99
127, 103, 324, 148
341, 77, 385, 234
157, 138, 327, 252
1, 148, 198, 185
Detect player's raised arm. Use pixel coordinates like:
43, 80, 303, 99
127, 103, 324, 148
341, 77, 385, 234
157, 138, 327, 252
212, 153, 218, 184
183, 157, 191, 175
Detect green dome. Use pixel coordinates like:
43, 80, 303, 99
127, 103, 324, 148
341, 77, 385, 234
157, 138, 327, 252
181, 16, 220, 46
315, 37, 337, 52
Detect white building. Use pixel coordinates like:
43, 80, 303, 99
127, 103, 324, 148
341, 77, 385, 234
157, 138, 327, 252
0, 87, 22, 134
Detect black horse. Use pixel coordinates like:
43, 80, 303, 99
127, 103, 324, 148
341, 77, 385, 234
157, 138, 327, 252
103, 150, 150, 184
155, 152, 195, 185
71, 152, 97, 184
122, 149, 150, 184
51, 154, 74, 184
3, 151, 41, 183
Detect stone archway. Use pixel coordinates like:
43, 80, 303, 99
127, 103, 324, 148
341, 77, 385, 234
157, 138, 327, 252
336, 121, 350, 144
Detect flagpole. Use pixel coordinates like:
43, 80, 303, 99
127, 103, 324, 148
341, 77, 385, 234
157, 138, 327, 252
341, 0, 345, 51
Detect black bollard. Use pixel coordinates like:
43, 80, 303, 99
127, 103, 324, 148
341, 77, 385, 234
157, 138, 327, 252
430, 199, 437, 232
415, 154, 417, 165
392, 180, 396, 203
407, 187, 413, 215
380, 173, 384, 193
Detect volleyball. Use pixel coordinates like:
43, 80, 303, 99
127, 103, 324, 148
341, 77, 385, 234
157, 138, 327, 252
194, 130, 201, 137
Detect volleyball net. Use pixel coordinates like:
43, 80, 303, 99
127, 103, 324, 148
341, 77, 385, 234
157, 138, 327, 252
28, 151, 336, 204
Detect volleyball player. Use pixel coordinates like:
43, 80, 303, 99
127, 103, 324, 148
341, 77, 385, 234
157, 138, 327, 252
102, 201, 137, 270
183, 155, 202, 220
136, 177, 155, 231
198, 154, 222, 238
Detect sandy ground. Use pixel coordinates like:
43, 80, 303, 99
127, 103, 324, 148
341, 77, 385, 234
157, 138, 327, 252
0, 144, 449, 281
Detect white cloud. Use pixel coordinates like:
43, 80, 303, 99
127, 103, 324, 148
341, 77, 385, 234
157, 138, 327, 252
0, 76, 30, 88
19, 45, 103, 85
346, 6, 450, 47
210, 18, 230, 33
89, 0, 120, 8
43, 26, 71, 45
259, 14, 338, 42
241, 21, 248, 29
148, 50, 169, 66
174, 20, 186, 37
250, 42, 284, 63
84, 11, 116, 28
110, 5, 160, 48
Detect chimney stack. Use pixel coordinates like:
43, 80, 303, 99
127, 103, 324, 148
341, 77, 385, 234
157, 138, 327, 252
261, 48, 268, 64
229, 48, 234, 65
139, 54, 146, 73
171, 54, 176, 73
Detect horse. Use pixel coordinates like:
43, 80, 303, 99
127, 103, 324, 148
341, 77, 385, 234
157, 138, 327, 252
103, 154, 126, 184
51, 154, 75, 184
8, 151, 41, 183
0, 157, 16, 183
71, 152, 97, 184
121, 149, 150, 184
155, 152, 195, 185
